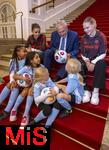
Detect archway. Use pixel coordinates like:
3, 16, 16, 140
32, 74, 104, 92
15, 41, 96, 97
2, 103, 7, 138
0, 3, 16, 38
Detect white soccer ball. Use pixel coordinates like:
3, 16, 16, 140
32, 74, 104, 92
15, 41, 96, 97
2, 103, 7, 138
41, 87, 55, 104
54, 50, 67, 64
17, 73, 32, 87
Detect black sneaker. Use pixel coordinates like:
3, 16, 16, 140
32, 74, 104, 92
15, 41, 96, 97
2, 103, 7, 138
59, 109, 72, 118
0, 111, 9, 120
0, 104, 3, 109
53, 76, 61, 82
28, 120, 37, 126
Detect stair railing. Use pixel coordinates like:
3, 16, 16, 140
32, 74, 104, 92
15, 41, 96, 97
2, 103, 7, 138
30, 0, 55, 13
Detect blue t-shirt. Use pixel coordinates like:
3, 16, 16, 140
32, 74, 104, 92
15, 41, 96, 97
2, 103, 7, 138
17, 64, 45, 86
17, 66, 33, 76
34, 77, 56, 98
9, 58, 26, 73
66, 74, 84, 104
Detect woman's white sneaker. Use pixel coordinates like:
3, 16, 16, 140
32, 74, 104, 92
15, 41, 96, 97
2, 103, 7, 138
90, 92, 99, 105
82, 90, 91, 103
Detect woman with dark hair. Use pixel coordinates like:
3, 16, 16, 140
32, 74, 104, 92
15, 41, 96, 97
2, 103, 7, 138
25, 23, 46, 52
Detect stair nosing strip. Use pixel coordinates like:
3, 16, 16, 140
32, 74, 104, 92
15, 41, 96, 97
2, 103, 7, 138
100, 93, 109, 98
74, 107, 107, 120
53, 128, 95, 150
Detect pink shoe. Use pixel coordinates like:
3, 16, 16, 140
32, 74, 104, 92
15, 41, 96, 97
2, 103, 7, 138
10, 110, 17, 121
21, 116, 29, 127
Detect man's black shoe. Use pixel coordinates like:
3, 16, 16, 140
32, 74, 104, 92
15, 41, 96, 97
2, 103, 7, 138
53, 76, 61, 82
0, 104, 3, 109
0, 111, 9, 120
59, 109, 72, 118
28, 120, 37, 126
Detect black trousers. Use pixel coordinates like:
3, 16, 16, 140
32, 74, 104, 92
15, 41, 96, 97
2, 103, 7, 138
38, 95, 76, 117
42, 49, 67, 78
80, 59, 106, 89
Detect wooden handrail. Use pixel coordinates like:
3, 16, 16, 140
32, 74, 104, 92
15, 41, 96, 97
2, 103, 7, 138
30, 0, 55, 13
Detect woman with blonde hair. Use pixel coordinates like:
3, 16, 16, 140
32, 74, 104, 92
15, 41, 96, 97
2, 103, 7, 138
80, 17, 107, 105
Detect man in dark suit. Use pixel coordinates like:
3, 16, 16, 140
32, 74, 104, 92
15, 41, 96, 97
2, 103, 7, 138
43, 20, 79, 81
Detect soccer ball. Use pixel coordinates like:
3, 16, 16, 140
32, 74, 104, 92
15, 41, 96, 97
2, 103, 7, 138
41, 87, 55, 104
54, 50, 67, 63
17, 73, 32, 87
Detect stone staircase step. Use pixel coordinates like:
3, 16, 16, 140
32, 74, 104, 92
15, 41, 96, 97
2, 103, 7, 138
0, 38, 23, 45
1, 54, 12, 61
0, 70, 8, 78
0, 60, 9, 71
0, 39, 25, 55
45, 0, 95, 39
0, 45, 14, 55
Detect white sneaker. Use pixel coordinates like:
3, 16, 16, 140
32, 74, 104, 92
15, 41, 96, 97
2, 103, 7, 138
90, 92, 99, 105
10, 110, 17, 121
82, 90, 91, 103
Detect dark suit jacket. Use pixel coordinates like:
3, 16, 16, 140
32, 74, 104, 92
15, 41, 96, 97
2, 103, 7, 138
49, 30, 79, 57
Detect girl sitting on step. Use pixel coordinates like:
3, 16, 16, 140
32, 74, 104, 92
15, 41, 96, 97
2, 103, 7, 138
0, 45, 27, 120
9, 51, 42, 126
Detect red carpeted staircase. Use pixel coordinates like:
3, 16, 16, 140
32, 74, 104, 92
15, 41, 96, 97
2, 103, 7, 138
0, 0, 109, 149
50, 0, 109, 149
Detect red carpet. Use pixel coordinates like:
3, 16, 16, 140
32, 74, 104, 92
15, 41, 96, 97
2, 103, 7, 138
75, 95, 109, 118
50, 129, 88, 150
53, 109, 106, 150
0, 0, 109, 149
